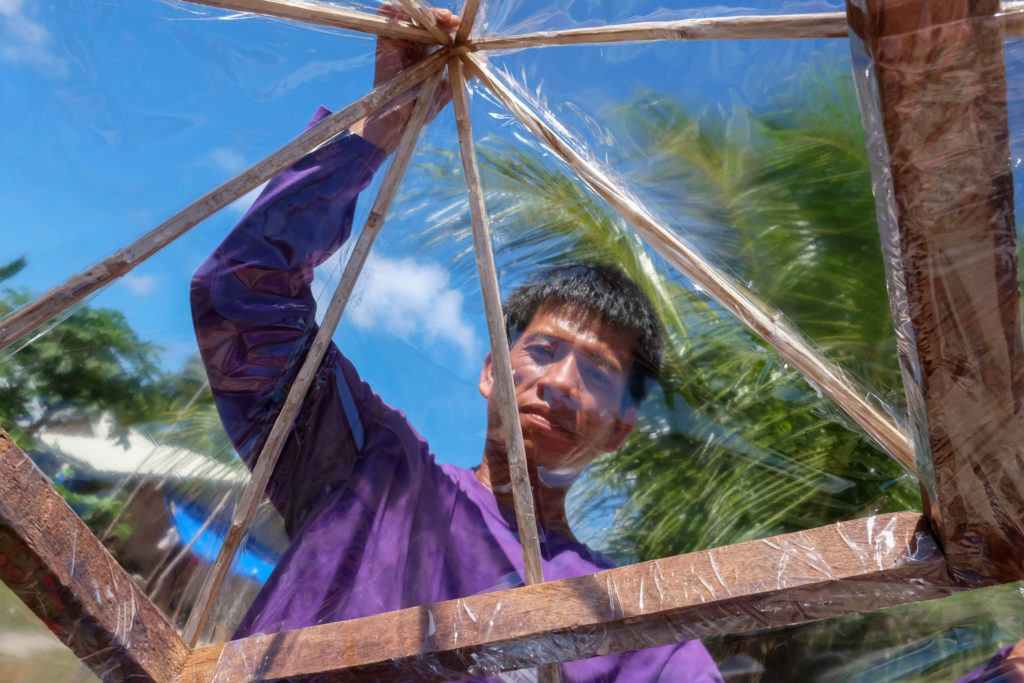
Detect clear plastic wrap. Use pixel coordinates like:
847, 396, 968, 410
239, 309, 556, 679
2, 0, 1024, 680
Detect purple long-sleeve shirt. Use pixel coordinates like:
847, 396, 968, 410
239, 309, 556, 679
191, 107, 722, 682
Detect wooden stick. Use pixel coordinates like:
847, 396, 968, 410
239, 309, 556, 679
848, 0, 1024, 585
468, 4, 1024, 51
148, 489, 233, 600
449, 58, 547, 590
0, 50, 447, 352
180, 0, 438, 43
181, 72, 444, 646
462, 53, 915, 472
397, 0, 453, 45
178, 511, 954, 681
471, 12, 847, 51
455, 0, 482, 42
0, 428, 190, 681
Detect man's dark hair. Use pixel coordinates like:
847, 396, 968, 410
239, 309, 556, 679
503, 263, 664, 406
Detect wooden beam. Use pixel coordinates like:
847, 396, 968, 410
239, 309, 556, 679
183, 72, 445, 646
470, 12, 848, 51
0, 48, 448, 352
0, 428, 189, 681
462, 53, 916, 472
179, 0, 438, 43
847, 0, 1024, 584
178, 511, 953, 681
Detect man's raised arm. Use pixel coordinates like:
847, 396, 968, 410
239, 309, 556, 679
190, 116, 387, 533
189, 5, 458, 534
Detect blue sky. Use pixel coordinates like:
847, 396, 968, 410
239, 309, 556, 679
1, 0, 851, 469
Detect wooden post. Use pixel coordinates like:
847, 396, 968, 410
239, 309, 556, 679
182, 72, 445, 646
0, 428, 189, 681
178, 511, 954, 681
848, 0, 1024, 584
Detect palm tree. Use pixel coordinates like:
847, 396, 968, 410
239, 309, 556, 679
420, 66, 918, 562
414, 64, 1024, 680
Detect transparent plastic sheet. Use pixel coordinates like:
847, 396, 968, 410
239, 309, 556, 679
2, 0, 1024, 681
0, 0, 386, 671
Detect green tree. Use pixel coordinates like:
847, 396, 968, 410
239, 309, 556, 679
416, 64, 1024, 682
0, 260, 236, 545
0, 258, 167, 448
420, 67, 918, 563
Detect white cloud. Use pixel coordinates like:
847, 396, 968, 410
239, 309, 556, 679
331, 255, 479, 363
122, 273, 156, 295
205, 147, 265, 215
226, 183, 266, 215
0, 0, 66, 77
209, 146, 247, 174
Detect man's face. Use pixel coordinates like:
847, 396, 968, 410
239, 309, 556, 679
479, 304, 638, 477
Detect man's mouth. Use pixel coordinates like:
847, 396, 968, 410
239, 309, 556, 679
519, 407, 574, 436
520, 411, 553, 429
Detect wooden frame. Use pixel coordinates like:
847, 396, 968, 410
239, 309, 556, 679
2, 0, 1024, 680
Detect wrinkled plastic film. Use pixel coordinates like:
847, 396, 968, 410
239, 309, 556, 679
0, 0, 402, 663
4, 0, 1024, 681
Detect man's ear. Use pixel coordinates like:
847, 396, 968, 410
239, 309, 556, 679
478, 351, 494, 399
602, 406, 637, 453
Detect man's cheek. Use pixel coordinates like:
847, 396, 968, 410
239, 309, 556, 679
588, 408, 620, 427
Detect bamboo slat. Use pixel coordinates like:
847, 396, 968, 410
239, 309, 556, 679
468, 3, 1024, 50
181, 0, 437, 42
471, 12, 847, 51
449, 58, 546, 589
455, 0, 481, 42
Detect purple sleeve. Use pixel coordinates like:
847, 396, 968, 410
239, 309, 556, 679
957, 646, 1022, 683
190, 107, 390, 535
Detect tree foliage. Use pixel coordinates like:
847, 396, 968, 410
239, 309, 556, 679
0, 259, 166, 448
415, 63, 1024, 681
420, 67, 919, 564
0, 259, 234, 464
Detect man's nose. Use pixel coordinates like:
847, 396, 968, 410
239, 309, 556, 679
539, 353, 583, 405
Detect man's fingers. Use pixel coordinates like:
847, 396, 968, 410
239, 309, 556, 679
378, 3, 461, 33
431, 7, 460, 31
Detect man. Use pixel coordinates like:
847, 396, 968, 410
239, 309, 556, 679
191, 8, 721, 681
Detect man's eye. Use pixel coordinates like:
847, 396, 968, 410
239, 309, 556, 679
585, 366, 613, 386
525, 343, 555, 359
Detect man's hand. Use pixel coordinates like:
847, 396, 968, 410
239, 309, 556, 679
356, 5, 459, 153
